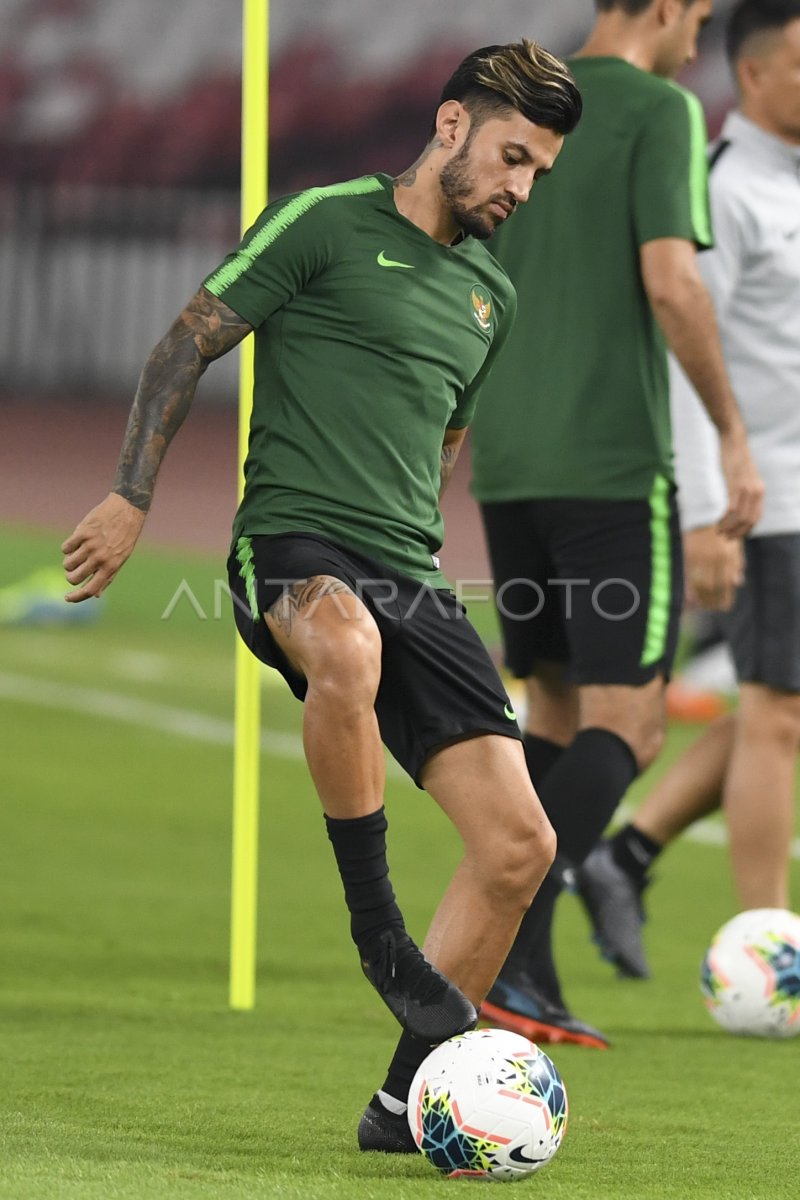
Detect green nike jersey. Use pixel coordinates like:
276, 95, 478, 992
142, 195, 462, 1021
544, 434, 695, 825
203, 173, 516, 586
470, 58, 712, 502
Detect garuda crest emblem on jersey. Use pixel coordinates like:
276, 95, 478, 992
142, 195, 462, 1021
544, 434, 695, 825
470, 287, 493, 333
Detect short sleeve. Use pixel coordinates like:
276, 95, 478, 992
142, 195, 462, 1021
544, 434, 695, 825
448, 287, 518, 429
632, 86, 713, 250
203, 187, 353, 327
696, 175, 748, 320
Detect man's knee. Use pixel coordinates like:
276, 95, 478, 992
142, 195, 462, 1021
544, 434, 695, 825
309, 621, 383, 700
579, 679, 667, 771
597, 718, 663, 772
267, 582, 383, 698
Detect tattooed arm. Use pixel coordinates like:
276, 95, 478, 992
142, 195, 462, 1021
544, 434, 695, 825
113, 287, 251, 511
440, 425, 468, 499
62, 288, 252, 602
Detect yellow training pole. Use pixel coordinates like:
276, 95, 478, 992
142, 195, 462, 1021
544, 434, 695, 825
230, 0, 269, 1011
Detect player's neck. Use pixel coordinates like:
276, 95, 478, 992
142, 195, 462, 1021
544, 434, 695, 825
576, 16, 659, 73
393, 162, 460, 246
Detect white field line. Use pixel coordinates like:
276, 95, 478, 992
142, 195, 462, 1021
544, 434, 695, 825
2, 670, 799, 857
0, 670, 406, 780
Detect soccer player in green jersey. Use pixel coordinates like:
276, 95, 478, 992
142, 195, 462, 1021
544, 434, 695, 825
61, 42, 582, 1151
577, 0, 800, 981
470, 0, 764, 1049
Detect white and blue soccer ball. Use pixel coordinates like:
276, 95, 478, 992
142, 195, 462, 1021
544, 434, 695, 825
408, 1027, 568, 1181
700, 907, 800, 1039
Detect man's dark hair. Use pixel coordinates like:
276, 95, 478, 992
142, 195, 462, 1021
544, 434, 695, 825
435, 40, 582, 139
594, 0, 694, 12
726, 0, 800, 62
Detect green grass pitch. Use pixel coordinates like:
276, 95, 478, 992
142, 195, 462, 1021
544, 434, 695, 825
1, 525, 798, 1199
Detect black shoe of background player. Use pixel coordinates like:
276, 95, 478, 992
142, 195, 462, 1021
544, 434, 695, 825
574, 841, 652, 979
357, 1094, 419, 1154
360, 927, 477, 1042
480, 970, 610, 1049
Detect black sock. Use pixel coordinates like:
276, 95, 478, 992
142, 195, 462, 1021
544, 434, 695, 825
503, 874, 564, 1005
502, 728, 639, 998
381, 1029, 433, 1107
324, 807, 404, 955
538, 728, 639, 864
522, 733, 565, 786
610, 822, 663, 882
499, 736, 565, 1002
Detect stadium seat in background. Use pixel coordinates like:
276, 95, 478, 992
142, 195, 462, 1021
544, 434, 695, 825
0, 0, 739, 193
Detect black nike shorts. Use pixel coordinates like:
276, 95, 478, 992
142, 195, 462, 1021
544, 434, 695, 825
227, 532, 522, 785
480, 488, 683, 686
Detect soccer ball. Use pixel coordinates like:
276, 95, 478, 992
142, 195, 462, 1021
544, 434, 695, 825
700, 908, 800, 1038
407, 1027, 568, 1180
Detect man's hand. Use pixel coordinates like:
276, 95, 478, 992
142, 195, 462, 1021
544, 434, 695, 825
717, 430, 764, 538
683, 525, 744, 612
62, 493, 146, 602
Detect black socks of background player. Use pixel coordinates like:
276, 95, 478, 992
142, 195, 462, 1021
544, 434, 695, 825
609, 823, 663, 883
533, 728, 639, 865
522, 732, 566, 787
505, 729, 639, 999
524, 731, 661, 881
324, 806, 404, 956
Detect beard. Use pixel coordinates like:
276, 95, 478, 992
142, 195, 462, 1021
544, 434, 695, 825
439, 140, 498, 241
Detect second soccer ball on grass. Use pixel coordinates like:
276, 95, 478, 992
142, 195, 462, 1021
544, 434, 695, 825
701, 908, 800, 1039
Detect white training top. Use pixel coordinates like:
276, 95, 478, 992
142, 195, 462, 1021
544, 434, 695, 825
671, 110, 800, 536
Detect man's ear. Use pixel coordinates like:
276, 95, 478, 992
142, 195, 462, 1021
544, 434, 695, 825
735, 54, 764, 97
655, 0, 681, 30
435, 100, 468, 149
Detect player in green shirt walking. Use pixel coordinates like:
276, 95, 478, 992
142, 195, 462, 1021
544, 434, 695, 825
61, 41, 582, 1151
471, 0, 763, 1049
